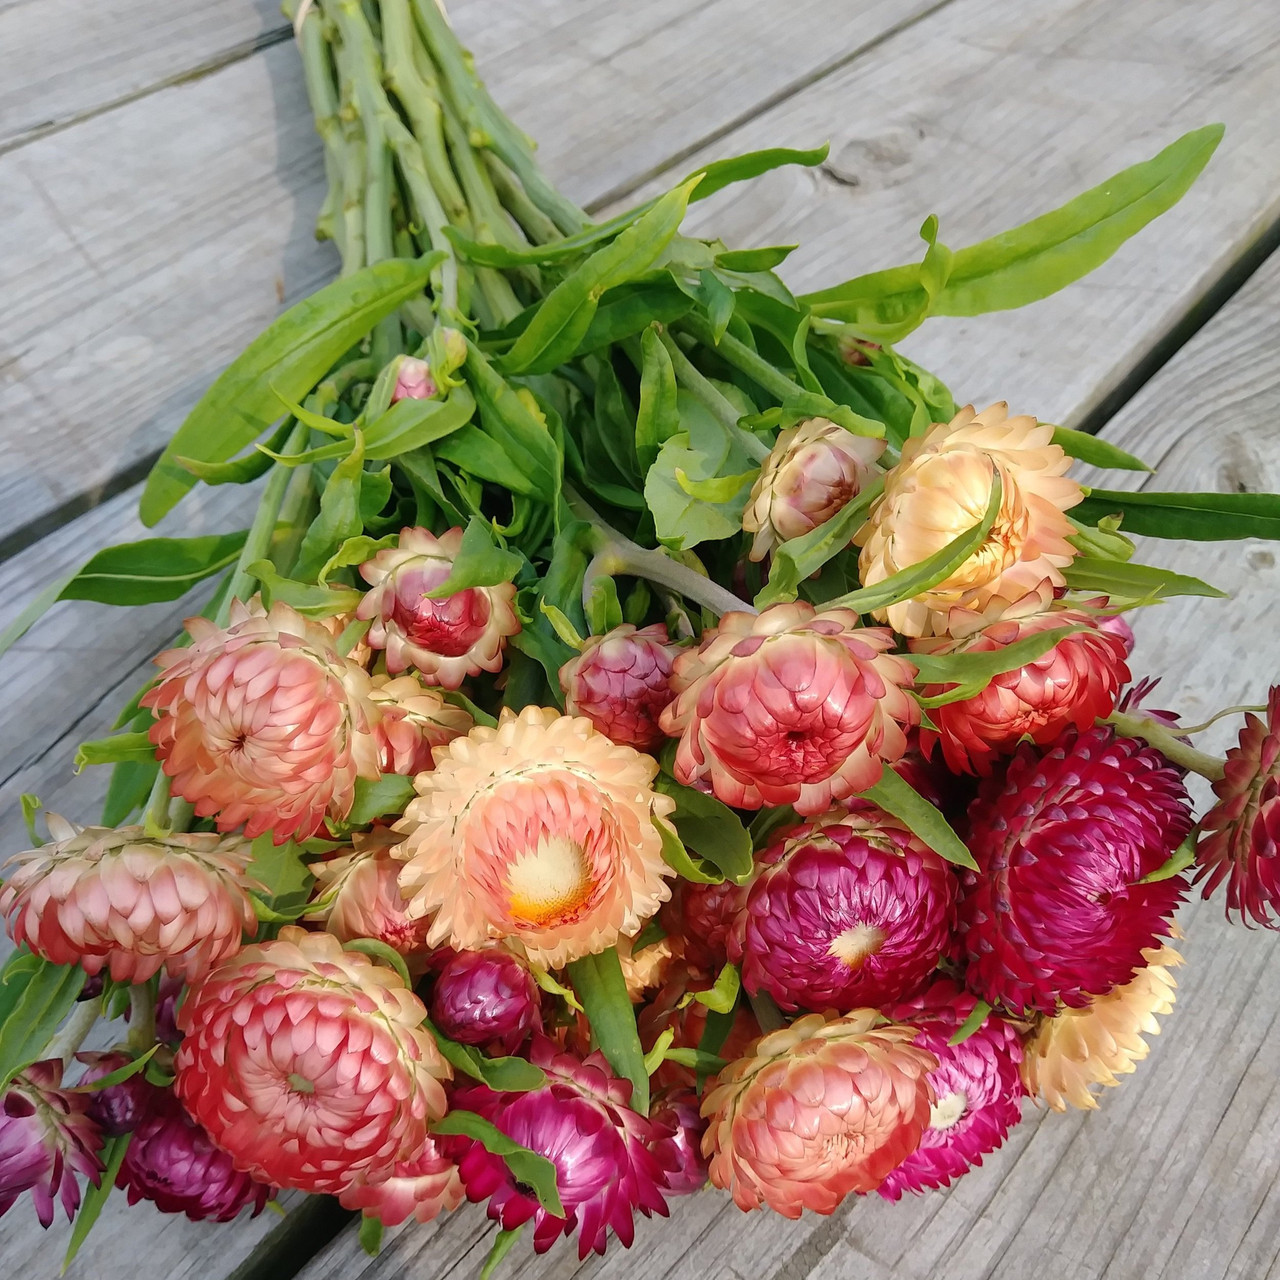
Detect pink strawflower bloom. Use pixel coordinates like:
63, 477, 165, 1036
649, 1088, 708, 1195
175, 927, 450, 1196
77, 1052, 154, 1137
143, 599, 380, 843
1097, 611, 1136, 656
912, 595, 1131, 775
395, 707, 675, 967
958, 726, 1192, 1015
117, 1091, 274, 1222
1195, 686, 1280, 925
339, 1135, 463, 1227
730, 808, 958, 1012
357, 527, 521, 685
368, 672, 474, 776
559, 623, 680, 750
0, 1061, 102, 1227
1, 818, 256, 984
660, 603, 919, 814
742, 417, 884, 562
701, 1011, 936, 1215
878, 979, 1025, 1198
429, 947, 542, 1055
391, 355, 438, 402
445, 1037, 673, 1257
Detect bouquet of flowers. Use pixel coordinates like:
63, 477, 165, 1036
3, 1, 1278, 1271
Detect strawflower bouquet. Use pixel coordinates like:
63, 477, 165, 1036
3, 1, 1280, 1271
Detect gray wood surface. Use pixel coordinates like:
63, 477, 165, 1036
1, 0, 1279, 1276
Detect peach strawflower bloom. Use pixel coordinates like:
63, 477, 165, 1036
1, 817, 256, 983
175, 927, 450, 1196
368, 673, 474, 776
660, 603, 918, 814
854, 403, 1083, 637
142, 599, 380, 843
701, 1010, 936, 1216
394, 706, 675, 968
742, 417, 884, 562
357, 526, 521, 686
1021, 944, 1182, 1111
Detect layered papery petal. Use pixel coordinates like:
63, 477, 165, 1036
338, 1135, 464, 1226
174, 927, 450, 1196
701, 1011, 936, 1215
913, 596, 1130, 775
742, 418, 885, 562
658, 878, 746, 977
879, 980, 1025, 1198
660, 604, 918, 815
1022, 945, 1181, 1110
142, 599, 379, 843
1, 822, 256, 984
957, 726, 1192, 1015
394, 707, 675, 967
649, 1088, 709, 1195
368, 673, 474, 776
559, 624, 680, 750
854, 403, 1082, 637
430, 947, 542, 1055
357, 527, 521, 685
444, 1038, 674, 1257
730, 808, 958, 1012
1195, 686, 1280, 925
77, 1053, 154, 1137
391, 355, 438, 403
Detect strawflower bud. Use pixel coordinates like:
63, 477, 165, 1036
390, 355, 438, 403
368, 672, 474, 776
429, 947, 542, 1055
77, 1052, 154, 1137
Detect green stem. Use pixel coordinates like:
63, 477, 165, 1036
43, 1000, 100, 1068
681, 314, 807, 404
126, 985, 157, 1055
1105, 711, 1227, 781
747, 991, 786, 1034
484, 152, 561, 246
294, 6, 351, 265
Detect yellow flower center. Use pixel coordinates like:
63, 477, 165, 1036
930, 1090, 968, 1130
505, 834, 595, 926
828, 923, 885, 968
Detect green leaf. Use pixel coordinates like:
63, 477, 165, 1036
1062, 555, 1226, 603
825, 474, 1002, 613
343, 939, 412, 988
529, 964, 584, 1013
653, 815, 723, 884
539, 600, 585, 650
425, 517, 522, 599
911, 625, 1086, 707
247, 833, 314, 921
636, 327, 680, 473
501, 180, 700, 375
425, 1021, 547, 1092
359, 1215, 384, 1257
317, 534, 396, 587
567, 947, 650, 1113
62, 1133, 131, 1272
685, 144, 829, 201
860, 767, 976, 869
74, 1046, 160, 1092
141, 254, 440, 523
1067, 515, 1135, 562
688, 963, 741, 1014
0, 951, 87, 1091
20, 795, 43, 846
480, 1226, 524, 1280
0, 576, 73, 660
248, 562, 364, 617
1074, 487, 1280, 540
177, 420, 294, 485
347, 774, 417, 825
431, 1111, 564, 1217
676, 466, 759, 502
654, 776, 754, 882
1051, 427, 1152, 472
362, 387, 476, 459
663, 1047, 728, 1075
432, 426, 538, 496
292, 430, 367, 580
714, 246, 798, 272
948, 1000, 992, 1046
74, 731, 154, 771
465, 348, 562, 499
576, 279, 694, 354
1141, 832, 1198, 883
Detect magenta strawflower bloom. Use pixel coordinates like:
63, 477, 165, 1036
558, 623, 680, 750
77, 1052, 154, 1137
649, 1088, 708, 1195
1195, 686, 1280, 926
659, 877, 745, 975
429, 947, 542, 1055
117, 1092, 273, 1222
730, 809, 958, 1012
878, 979, 1025, 1199
0, 1060, 102, 1227
445, 1037, 673, 1257
958, 726, 1192, 1015
338, 1135, 464, 1226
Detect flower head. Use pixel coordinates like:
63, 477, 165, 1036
958, 726, 1192, 1015
391, 355, 438, 403
1, 818, 256, 983
445, 1037, 672, 1257
142, 599, 379, 843
338, 1135, 464, 1226
357, 527, 521, 685
913, 596, 1130, 775
878, 980, 1025, 1198
702, 1011, 936, 1215
368, 673, 473, 776
730, 809, 958, 1012
395, 707, 675, 967
117, 1091, 274, 1222
0, 1061, 102, 1227
429, 947, 542, 1055
559, 623, 680, 750
649, 1088, 708, 1195
854, 403, 1082, 636
742, 418, 884, 562
1022, 944, 1181, 1110
660, 604, 918, 814
174, 927, 450, 1196
658, 878, 745, 976
77, 1052, 154, 1137
1195, 687, 1280, 925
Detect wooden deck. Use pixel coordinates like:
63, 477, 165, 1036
2, 1, 1280, 1277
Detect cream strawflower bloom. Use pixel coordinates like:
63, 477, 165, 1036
394, 707, 675, 967
1020, 944, 1182, 1111
854, 403, 1083, 636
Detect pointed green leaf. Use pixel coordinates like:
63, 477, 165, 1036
860, 767, 976, 869
424, 517, 521, 598
74, 732, 155, 771
912, 625, 1086, 708
480, 1226, 525, 1280
654, 776, 754, 882
1075, 487, 1280, 540
425, 1021, 547, 1092
1062, 555, 1226, 601
714, 246, 798, 272
359, 1215, 384, 1257
0, 951, 87, 1091
636, 326, 680, 473
343, 939, 412, 988
567, 947, 650, 1113
1051, 427, 1152, 472
248, 562, 364, 617
62, 1133, 132, 1272
948, 1000, 992, 1046
431, 1111, 564, 1217
347, 774, 417, 825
